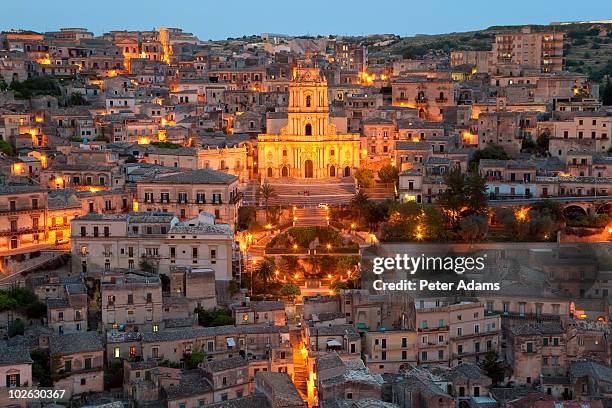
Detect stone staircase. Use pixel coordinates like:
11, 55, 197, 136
267, 177, 356, 207
361, 182, 395, 201
241, 180, 260, 206
290, 328, 309, 400
293, 208, 328, 227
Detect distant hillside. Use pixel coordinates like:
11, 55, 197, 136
371, 23, 612, 82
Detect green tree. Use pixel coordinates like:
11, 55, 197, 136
31, 349, 52, 386
8, 318, 24, 337
350, 191, 370, 222
185, 352, 205, 369
437, 167, 467, 226
355, 168, 375, 188
280, 283, 301, 299
25, 301, 47, 319
65, 92, 88, 106
465, 172, 488, 216
480, 351, 506, 385
469, 144, 510, 170
195, 307, 234, 327
256, 257, 275, 290
330, 280, 348, 294
228, 280, 240, 296
150, 141, 181, 149
536, 131, 550, 151
438, 168, 488, 227
458, 215, 489, 243
378, 164, 399, 185
0, 140, 13, 156
258, 181, 277, 219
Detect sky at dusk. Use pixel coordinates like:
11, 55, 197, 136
1, 0, 611, 40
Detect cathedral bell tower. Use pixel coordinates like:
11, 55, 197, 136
286, 67, 330, 137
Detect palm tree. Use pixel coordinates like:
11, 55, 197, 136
256, 258, 275, 293
350, 191, 370, 223
258, 181, 277, 220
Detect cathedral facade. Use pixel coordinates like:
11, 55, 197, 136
257, 66, 362, 179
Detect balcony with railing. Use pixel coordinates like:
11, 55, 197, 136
0, 226, 46, 237
0, 205, 45, 215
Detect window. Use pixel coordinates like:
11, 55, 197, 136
64, 360, 72, 373
526, 342, 534, 353
114, 347, 120, 358
7, 373, 20, 388
84, 358, 92, 370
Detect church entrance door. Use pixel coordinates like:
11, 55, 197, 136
304, 160, 314, 178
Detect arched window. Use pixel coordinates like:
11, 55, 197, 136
267, 167, 273, 177
305, 95, 311, 107
330, 149, 335, 156
305, 124, 312, 136
282, 149, 288, 157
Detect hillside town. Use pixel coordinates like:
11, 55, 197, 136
0, 21, 611, 408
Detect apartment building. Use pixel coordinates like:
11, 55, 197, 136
136, 168, 241, 227
547, 113, 612, 158
363, 329, 418, 374
201, 356, 249, 402
101, 272, 163, 332
50, 331, 105, 398
416, 301, 501, 367
0, 185, 48, 259
391, 77, 456, 121
476, 111, 539, 155
0, 343, 32, 408
492, 27, 564, 72
46, 283, 88, 334
231, 300, 287, 326
508, 322, 567, 386
70, 211, 234, 280
479, 159, 538, 199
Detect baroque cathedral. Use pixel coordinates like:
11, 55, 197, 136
257, 65, 362, 179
